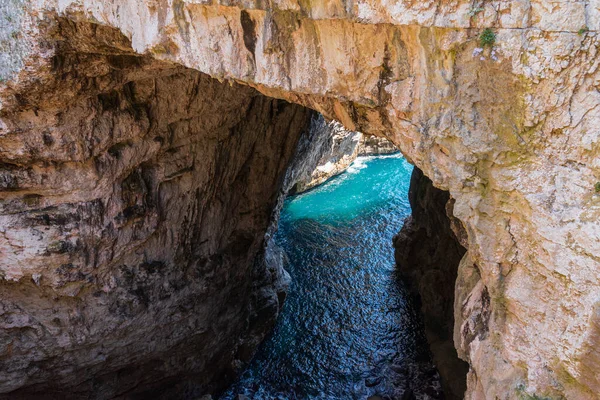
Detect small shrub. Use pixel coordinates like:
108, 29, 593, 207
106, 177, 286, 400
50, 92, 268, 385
578, 26, 589, 35
595, 182, 600, 193
479, 28, 496, 47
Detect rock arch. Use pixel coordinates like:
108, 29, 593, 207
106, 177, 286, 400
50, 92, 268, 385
1, 2, 599, 399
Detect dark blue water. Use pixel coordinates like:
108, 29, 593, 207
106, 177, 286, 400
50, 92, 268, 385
221, 154, 441, 399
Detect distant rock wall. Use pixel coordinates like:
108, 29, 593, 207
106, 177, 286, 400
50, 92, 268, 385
358, 135, 398, 156
291, 117, 396, 194
290, 116, 361, 193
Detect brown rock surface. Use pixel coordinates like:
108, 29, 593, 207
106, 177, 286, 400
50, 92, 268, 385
0, 19, 313, 398
2, 1, 600, 399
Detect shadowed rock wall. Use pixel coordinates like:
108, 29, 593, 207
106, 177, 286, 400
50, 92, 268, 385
0, 19, 312, 399
394, 168, 469, 400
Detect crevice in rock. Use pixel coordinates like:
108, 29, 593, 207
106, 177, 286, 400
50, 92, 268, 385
393, 167, 470, 400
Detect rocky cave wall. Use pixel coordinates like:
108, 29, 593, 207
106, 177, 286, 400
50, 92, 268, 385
2, 1, 600, 399
394, 168, 469, 400
290, 116, 361, 193
0, 18, 314, 398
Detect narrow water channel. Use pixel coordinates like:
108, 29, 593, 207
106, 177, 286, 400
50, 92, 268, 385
222, 154, 441, 399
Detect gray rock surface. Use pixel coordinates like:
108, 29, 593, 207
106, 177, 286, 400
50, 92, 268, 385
290, 116, 361, 193
291, 116, 397, 194
358, 135, 398, 156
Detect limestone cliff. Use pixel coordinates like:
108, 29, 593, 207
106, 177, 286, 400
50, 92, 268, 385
290, 117, 396, 194
358, 135, 398, 156
2, 1, 600, 399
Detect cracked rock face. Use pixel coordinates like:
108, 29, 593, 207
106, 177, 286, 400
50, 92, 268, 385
2, 1, 600, 399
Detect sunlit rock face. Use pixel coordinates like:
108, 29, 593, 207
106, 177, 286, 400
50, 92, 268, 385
290, 116, 397, 194
358, 134, 398, 156
2, 1, 600, 399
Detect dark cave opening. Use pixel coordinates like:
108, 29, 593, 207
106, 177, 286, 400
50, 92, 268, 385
0, 17, 468, 400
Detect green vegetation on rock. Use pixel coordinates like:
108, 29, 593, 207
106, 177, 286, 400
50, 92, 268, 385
479, 28, 496, 47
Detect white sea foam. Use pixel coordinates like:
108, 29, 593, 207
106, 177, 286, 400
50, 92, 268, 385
347, 158, 367, 174
347, 153, 401, 173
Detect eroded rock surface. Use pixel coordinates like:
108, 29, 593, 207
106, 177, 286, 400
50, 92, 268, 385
0, 19, 313, 398
290, 116, 397, 194
358, 135, 398, 156
2, 1, 600, 399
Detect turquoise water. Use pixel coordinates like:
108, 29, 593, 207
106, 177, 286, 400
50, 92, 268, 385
221, 154, 441, 399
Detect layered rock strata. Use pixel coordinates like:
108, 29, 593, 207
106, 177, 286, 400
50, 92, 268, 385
358, 134, 398, 156
2, 1, 600, 399
0, 19, 313, 398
